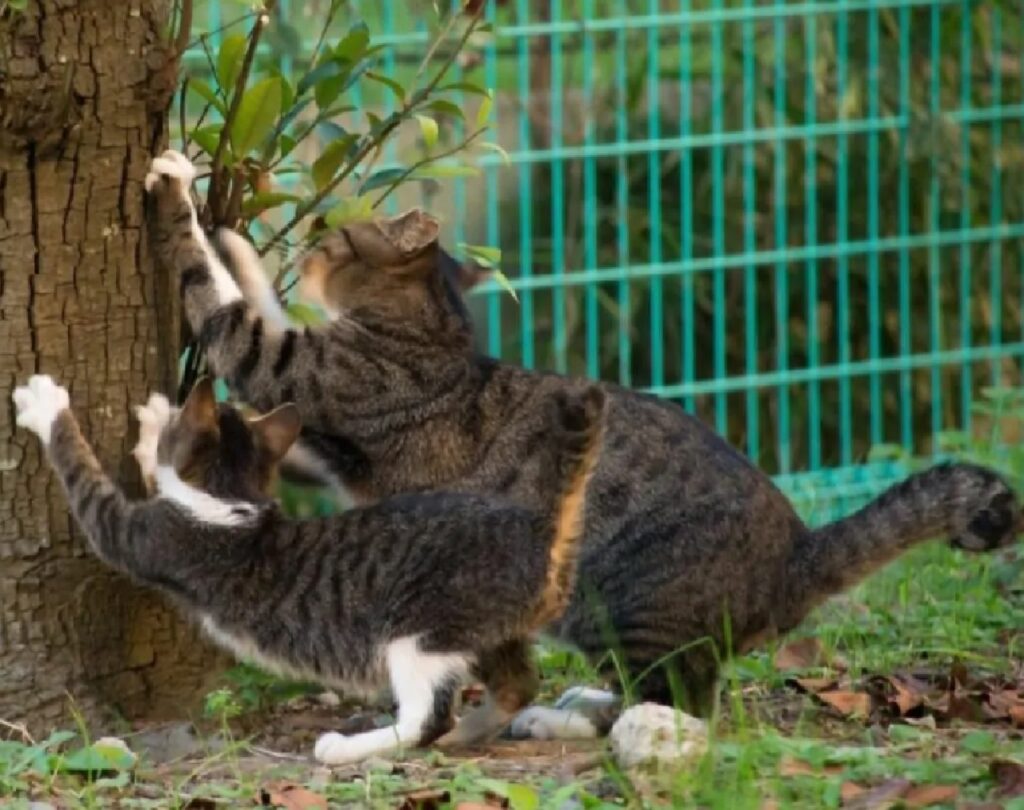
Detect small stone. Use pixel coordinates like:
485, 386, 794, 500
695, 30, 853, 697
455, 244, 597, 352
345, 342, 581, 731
93, 736, 138, 768
315, 690, 341, 707
609, 703, 708, 770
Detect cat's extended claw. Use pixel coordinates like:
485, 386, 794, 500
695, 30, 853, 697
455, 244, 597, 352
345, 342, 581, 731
133, 393, 172, 483
144, 149, 197, 195
12, 375, 70, 446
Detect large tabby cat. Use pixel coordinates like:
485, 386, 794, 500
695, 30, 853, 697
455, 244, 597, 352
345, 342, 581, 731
12, 373, 605, 762
147, 149, 1020, 736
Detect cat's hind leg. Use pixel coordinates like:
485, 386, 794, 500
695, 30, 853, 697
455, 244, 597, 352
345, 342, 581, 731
506, 686, 620, 741
436, 638, 539, 748
314, 637, 468, 766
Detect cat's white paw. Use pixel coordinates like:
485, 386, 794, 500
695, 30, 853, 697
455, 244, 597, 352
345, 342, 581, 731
144, 149, 197, 196
133, 393, 172, 482
313, 732, 365, 766
12, 375, 70, 446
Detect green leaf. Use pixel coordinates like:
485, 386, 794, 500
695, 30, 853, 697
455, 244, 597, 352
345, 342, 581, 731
298, 58, 348, 97
8, 0, 28, 10
491, 270, 519, 302
475, 90, 494, 128
427, 99, 465, 120
334, 22, 370, 62
188, 77, 227, 116
459, 242, 502, 267
440, 80, 490, 96
230, 77, 283, 156
415, 114, 439, 150
279, 134, 297, 158
315, 74, 348, 111
506, 784, 540, 810
189, 124, 223, 157
960, 730, 997, 754
325, 196, 374, 228
312, 135, 359, 191
242, 191, 302, 217
216, 33, 247, 93
286, 302, 326, 326
477, 140, 511, 165
358, 167, 407, 194
58, 744, 134, 775
365, 71, 406, 104
410, 163, 479, 180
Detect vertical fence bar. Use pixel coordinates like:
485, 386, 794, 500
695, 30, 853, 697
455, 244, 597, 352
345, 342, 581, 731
989, 7, 1003, 384
774, 0, 790, 474
958, 0, 972, 428
836, 8, 852, 466
898, 6, 913, 450
867, 5, 882, 447
711, 0, 726, 435
550, 0, 567, 373
516, 0, 535, 369
615, 0, 631, 387
742, 0, 758, 461
647, 0, 664, 390
804, 12, 820, 470
583, 0, 599, 380
485, 0, 502, 358
381, 2, 398, 216
928, 4, 943, 447
680, 0, 695, 413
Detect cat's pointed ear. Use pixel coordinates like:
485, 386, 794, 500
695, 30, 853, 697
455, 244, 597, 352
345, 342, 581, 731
344, 208, 440, 265
180, 376, 219, 434
249, 403, 302, 462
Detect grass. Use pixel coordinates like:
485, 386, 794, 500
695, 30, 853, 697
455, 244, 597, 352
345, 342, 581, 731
1, 540, 1020, 808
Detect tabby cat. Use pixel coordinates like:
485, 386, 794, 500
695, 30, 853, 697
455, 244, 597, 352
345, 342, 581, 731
12, 373, 606, 762
147, 148, 1021, 737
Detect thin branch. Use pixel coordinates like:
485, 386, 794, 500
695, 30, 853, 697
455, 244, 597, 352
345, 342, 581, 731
184, 12, 260, 52
209, 0, 275, 222
371, 126, 487, 209
413, 7, 462, 84
174, 0, 194, 55
257, 4, 486, 256
178, 78, 189, 152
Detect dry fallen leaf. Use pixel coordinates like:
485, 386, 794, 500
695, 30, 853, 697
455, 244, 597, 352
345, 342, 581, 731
779, 756, 843, 777
258, 782, 328, 810
991, 758, 1024, 798
1010, 704, 1024, 728
842, 778, 911, 809
840, 781, 865, 802
817, 689, 872, 718
774, 637, 828, 671
399, 788, 453, 810
902, 784, 960, 807
887, 676, 924, 716
793, 677, 837, 694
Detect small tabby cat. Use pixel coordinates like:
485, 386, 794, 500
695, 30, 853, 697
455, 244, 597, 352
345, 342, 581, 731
12, 374, 606, 763
147, 148, 1021, 738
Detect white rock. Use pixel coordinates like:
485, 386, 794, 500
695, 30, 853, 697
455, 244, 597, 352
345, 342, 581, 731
315, 690, 341, 707
93, 736, 138, 768
609, 703, 708, 770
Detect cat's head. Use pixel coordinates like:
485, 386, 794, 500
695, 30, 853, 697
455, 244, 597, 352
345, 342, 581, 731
299, 208, 490, 339
156, 378, 302, 503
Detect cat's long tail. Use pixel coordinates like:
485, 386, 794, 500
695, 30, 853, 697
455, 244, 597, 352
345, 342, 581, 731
529, 385, 608, 629
783, 461, 1020, 625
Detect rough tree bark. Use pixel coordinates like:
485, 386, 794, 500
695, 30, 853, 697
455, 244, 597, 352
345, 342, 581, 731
0, 0, 224, 732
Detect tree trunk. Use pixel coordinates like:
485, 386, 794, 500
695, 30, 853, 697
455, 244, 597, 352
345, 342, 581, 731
0, 0, 225, 733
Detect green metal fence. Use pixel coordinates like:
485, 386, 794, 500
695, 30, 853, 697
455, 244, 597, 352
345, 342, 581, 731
190, 0, 1024, 523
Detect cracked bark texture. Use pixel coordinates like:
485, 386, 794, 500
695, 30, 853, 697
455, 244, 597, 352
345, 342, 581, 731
0, 0, 225, 731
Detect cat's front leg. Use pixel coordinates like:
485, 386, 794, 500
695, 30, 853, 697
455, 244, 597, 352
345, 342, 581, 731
132, 393, 173, 495
145, 150, 244, 330
313, 637, 468, 766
